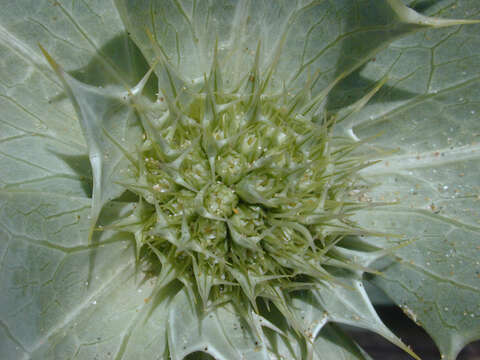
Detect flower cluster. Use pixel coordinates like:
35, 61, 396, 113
119, 51, 374, 313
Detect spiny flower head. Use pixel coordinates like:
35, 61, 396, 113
115, 42, 379, 317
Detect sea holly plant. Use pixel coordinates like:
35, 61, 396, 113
1, 1, 480, 360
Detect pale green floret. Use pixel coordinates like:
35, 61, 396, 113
196, 217, 227, 247
204, 183, 238, 217
216, 152, 246, 185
